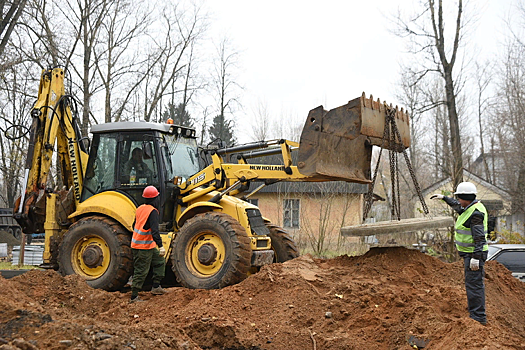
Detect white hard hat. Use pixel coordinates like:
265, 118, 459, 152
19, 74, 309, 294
454, 181, 477, 195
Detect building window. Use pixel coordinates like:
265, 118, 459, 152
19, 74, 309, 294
246, 198, 259, 207
283, 199, 300, 228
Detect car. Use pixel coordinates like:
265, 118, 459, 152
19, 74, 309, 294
487, 244, 525, 281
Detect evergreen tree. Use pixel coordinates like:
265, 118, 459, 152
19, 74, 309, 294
208, 114, 235, 146
162, 102, 194, 128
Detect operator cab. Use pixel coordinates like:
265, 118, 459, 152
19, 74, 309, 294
82, 121, 199, 224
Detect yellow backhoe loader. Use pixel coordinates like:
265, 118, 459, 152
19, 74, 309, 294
14, 68, 411, 291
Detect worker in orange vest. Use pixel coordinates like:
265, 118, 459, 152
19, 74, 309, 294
130, 185, 166, 303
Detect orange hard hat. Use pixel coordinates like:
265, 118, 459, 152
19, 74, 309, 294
142, 185, 159, 198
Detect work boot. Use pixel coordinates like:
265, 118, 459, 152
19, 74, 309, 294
151, 285, 166, 295
130, 296, 144, 303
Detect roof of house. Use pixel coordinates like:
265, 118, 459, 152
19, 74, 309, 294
472, 150, 507, 165
421, 168, 509, 198
253, 181, 368, 194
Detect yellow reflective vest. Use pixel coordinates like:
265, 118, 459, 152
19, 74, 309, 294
454, 201, 488, 253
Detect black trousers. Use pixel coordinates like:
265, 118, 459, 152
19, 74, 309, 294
461, 251, 488, 323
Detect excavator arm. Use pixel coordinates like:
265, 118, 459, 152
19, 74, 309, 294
14, 68, 88, 235
177, 94, 410, 203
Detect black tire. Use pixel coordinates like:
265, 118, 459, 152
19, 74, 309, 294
171, 212, 251, 289
58, 216, 133, 291
265, 223, 300, 262
12, 228, 22, 240
7, 227, 14, 238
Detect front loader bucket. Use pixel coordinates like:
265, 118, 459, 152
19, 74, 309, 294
297, 93, 410, 183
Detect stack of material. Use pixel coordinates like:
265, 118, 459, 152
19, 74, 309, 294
0, 243, 7, 258
11, 245, 44, 266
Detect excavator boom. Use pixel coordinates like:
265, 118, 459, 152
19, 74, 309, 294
14, 68, 88, 235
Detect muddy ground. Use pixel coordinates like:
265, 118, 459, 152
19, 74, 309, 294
1, 247, 525, 349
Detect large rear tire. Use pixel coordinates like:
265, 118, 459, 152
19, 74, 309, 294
171, 212, 251, 289
58, 216, 133, 291
266, 223, 300, 262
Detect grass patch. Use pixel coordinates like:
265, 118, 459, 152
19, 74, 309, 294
0, 261, 42, 270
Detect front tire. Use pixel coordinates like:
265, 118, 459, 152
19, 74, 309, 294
171, 212, 251, 289
266, 223, 300, 262
58, 216, 133, 291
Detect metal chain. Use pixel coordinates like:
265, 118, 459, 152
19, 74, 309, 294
386, 108, 402, 221
388, 115, 398, 220
387, 106, 430, 215
363, 105, 430, 223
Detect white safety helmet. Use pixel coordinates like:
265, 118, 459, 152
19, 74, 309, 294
454, 181, 477, 195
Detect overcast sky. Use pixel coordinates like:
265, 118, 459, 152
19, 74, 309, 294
205, 0, 516, 143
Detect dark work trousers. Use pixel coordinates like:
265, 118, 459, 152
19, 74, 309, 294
462, 252, 488, 323
131, 248, 165, 298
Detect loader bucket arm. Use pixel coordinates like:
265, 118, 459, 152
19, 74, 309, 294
297, 93, 410, 183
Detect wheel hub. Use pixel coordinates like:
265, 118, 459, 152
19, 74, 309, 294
82, 245, 104, 268
197, 243, 217, 266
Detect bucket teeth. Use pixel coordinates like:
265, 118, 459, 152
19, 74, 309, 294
360, 92, 409, 123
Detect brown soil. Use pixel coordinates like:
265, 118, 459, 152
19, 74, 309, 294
1, 247, 525, 350
0, 230, 19, 247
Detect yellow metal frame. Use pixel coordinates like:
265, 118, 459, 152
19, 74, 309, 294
69, 191, 137, 231
177, 202, 223, 227
177, 190, 272, 251
22, 69, 89, 264
27, 69, 88, 204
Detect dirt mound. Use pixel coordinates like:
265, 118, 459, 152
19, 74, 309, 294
0, 230, 19, 247
1, 247, 525, 349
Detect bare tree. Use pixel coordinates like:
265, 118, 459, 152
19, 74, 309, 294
394, 0, 470, 191
0, 0, 28, 62
54, 0, 111, 135
494, 28, 525, 215
141, 3, 206, 123
249, 100, 271, 141
396, 65, 427, 177
473, 60, 494, 183
299, 182, 358, 257
208, 36, 241, 145
94, 0, 151, 123
0, 67, 33, 206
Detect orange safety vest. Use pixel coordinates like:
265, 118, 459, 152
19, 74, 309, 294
131, 204, 159, 249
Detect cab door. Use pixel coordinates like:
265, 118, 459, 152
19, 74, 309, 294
116, 132, 161, 207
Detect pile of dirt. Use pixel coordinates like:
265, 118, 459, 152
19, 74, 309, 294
1, 247, 525, 349
0, 230, 19, 247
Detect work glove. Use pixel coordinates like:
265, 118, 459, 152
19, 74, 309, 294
430, 194, 444, 200
158, 246, 166, 257
470, 258, 480, 271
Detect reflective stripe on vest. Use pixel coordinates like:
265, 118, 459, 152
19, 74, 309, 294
131, 204, 158, 249
454, 201, 489, 253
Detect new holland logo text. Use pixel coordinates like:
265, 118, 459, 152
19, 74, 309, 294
69, 141, 81, 201
249, 165, 285, 171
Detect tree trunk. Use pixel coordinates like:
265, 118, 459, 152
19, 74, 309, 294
444, 69, 463, 190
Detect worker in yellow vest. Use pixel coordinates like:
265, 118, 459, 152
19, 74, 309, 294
431, 181, 488, 325
130, 186, 166, 303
